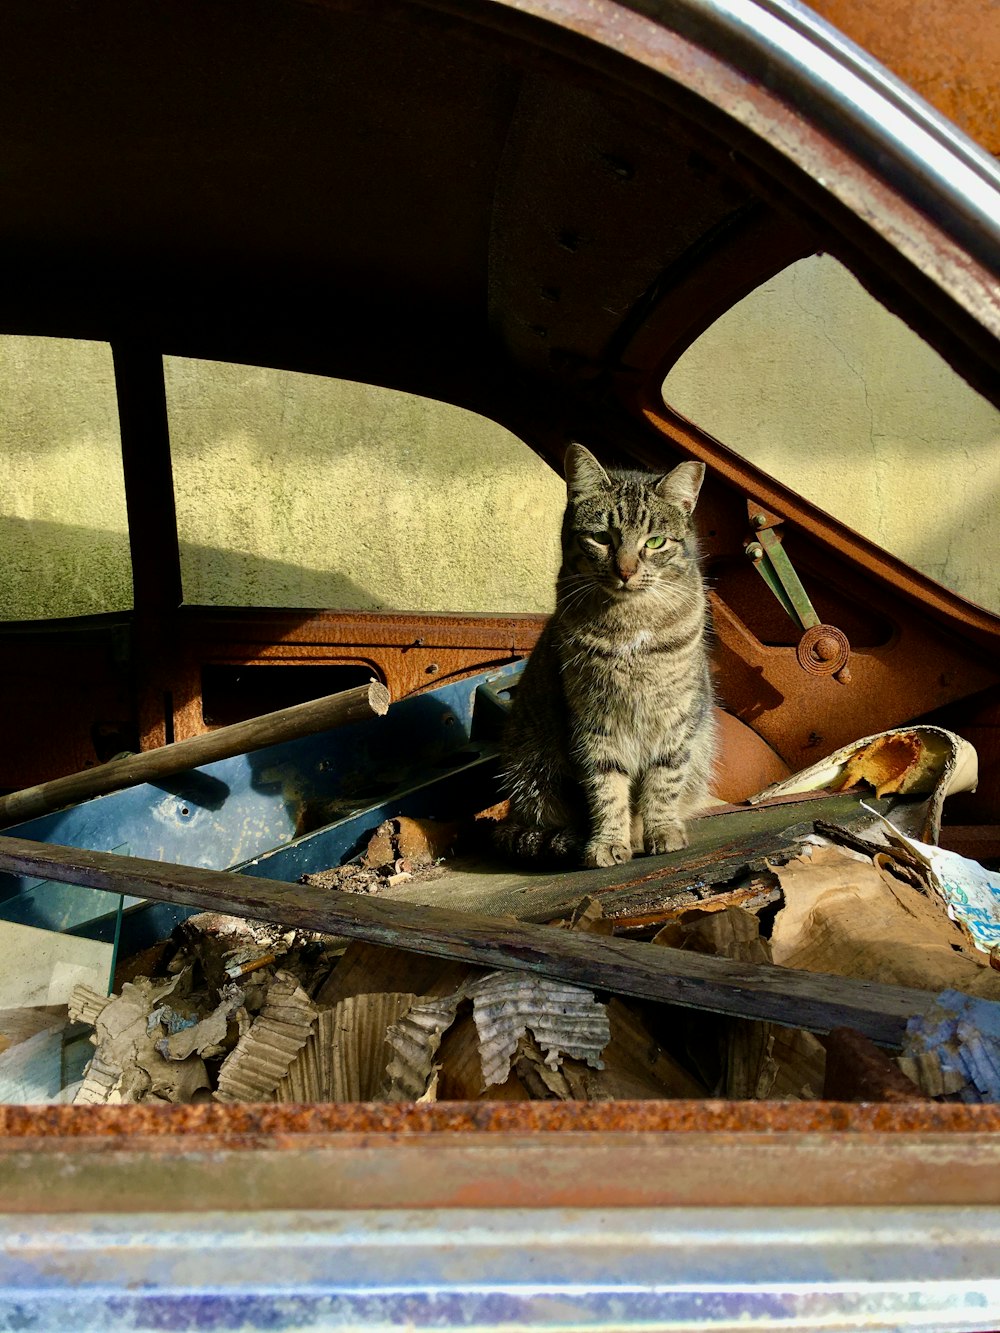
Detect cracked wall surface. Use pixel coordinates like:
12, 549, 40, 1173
663, 254, 1000, 614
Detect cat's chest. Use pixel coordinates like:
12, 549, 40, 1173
609, 629, 655, 655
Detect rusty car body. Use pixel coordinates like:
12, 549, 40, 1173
1, 0, 999, 1325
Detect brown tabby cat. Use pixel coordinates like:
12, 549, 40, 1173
494, 443, 715, 868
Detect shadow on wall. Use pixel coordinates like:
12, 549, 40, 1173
0, 515, 375, 619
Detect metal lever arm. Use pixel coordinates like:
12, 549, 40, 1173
745, 507, 852, 685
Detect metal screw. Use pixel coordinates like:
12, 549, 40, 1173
752, 513, 768, 528
602, 154, 634, 180
745, 542, 764, 560
813, 634, 840, 663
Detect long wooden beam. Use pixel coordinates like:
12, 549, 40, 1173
0, 682, 390, 827
0, 834, 971, 1048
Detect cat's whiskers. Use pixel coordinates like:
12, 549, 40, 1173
556, 583, 598, 617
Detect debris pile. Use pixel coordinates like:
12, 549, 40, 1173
2, 725, 999, 1107
300, 815, 457, 895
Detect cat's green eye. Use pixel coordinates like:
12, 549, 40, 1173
583, 531, 611, 547
644, 534, 668, 549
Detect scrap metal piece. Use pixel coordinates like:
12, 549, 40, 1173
746, 511, 821, 632
821, 1026, 931, 1102
748, 725, 978, 842
745, 506, 853, 684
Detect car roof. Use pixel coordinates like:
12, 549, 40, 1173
2, 0, 998, 434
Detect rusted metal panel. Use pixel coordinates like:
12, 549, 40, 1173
169, 608, 547, 740
810, 0, 1000, 156
2, 1102, 1000, 1212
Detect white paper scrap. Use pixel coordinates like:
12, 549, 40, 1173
863, 804, 1000, 952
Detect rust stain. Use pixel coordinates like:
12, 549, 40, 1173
2, 1099, 1000, 1143
811, 0, 1000, 156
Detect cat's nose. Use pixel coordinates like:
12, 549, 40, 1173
617, 559, 639, 582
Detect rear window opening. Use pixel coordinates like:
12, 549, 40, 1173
200, 663, 378, 727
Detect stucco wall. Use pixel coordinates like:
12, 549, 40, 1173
1, 253, 998, 620
664, 255, 1000, 614
0, 337, 130, 620
163, 358, 564, 614
0, 341, 565, 620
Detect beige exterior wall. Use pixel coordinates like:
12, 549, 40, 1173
0, 254, 997, 620
0, 337, 130, 620
664, 255, 1000, 614
0, 343, 564, 619
163, 358, 564, 614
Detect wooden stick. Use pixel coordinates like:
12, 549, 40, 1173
0, 834, 966, 1048
0, 682, 391, 827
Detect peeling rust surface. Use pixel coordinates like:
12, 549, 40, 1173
811, 0, 1000, 156
4, 1101, 1000, 1213
2, 1099, 1000, 1142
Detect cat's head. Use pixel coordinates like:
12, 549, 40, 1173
560, 443, 705, 596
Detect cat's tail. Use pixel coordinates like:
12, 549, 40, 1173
490, 819, 583, 867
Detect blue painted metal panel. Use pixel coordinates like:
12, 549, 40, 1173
1, 1205, 998, 1331
0, 663, 523, 940
237, 750, 499, 882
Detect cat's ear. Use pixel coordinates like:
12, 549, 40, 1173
564, 443, 611, 498
654, 461, 705, 515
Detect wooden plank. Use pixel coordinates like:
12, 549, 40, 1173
0, 834, 967, 1048
0, 682, 390, 826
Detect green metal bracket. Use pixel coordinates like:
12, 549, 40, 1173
745, 513, 819, 633
744, 507, 853, 684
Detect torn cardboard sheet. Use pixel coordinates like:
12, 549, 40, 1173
432, 996, 706, 1102
71, 975, 216, 1105
770, 844, 1000, 999
864, 807, 1000, 955
383, 971, 610, 1101
748, 726, 977, 842
153, 983, 243, 1062
276, 992, 416, 1103
215, 971, 317, 1103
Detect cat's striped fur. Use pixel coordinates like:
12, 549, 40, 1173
494, 443, 716, 868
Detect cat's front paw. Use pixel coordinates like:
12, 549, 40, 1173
583, 840, 632, 868
644, 822, 688, 855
